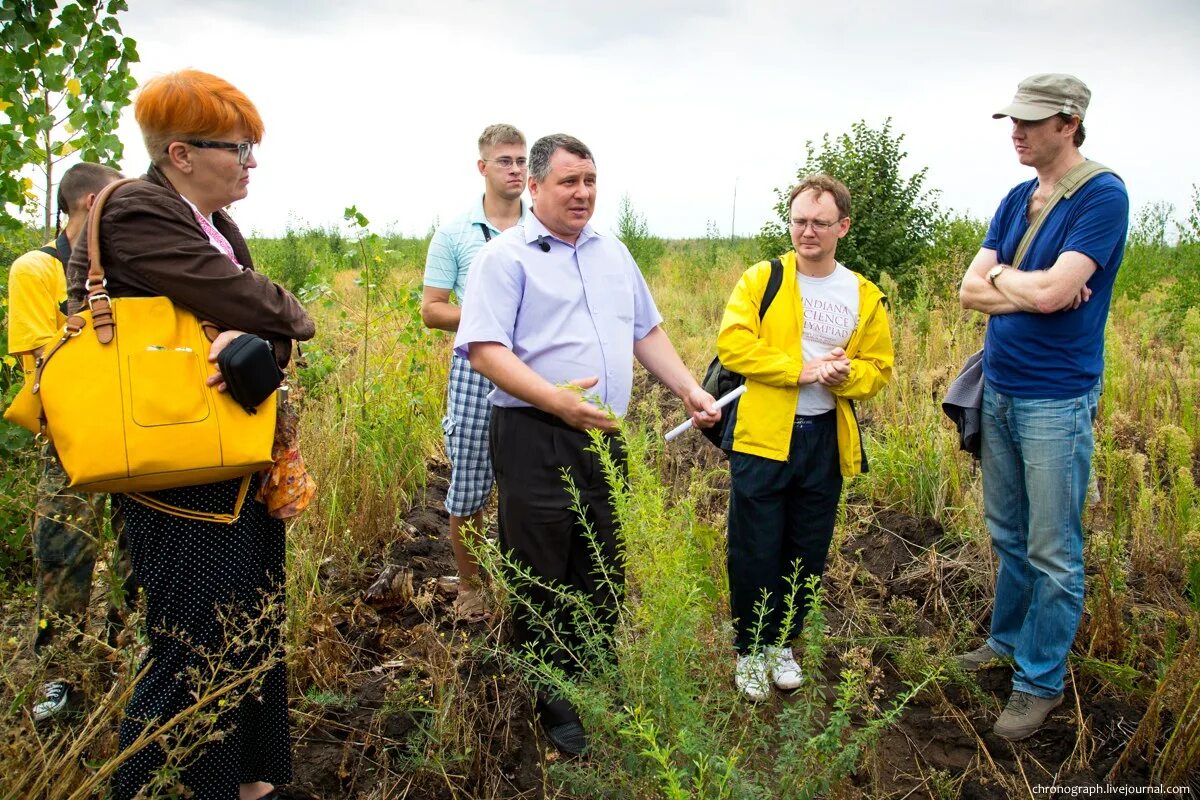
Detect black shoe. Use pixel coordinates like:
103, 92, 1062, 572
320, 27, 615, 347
536, 695, 588, 756
543, 719, 588, 756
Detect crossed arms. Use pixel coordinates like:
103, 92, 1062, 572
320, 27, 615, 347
959, 247, 1098, 315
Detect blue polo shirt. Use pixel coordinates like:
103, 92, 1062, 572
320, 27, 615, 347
423, 195, 527, 301
982, 171, 1128, 399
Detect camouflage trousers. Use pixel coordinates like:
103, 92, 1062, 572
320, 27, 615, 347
32, 443, 134, 661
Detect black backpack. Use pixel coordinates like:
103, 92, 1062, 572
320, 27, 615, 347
700, 257, 783, 448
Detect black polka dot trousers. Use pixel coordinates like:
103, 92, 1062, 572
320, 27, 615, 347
111, 476, 292, 800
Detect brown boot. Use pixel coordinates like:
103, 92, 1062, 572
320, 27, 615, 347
955, 642, 1003, 671
993, 690, 1063, 740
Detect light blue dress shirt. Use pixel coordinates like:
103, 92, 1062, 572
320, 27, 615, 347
454, 212, 662, 417
423, 194, 527, 301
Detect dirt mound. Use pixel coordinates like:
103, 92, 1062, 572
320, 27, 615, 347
289, 468, 1192, 798
841, 506, 946, 602
289, 465, 545, 799
833, 503, 1183, 798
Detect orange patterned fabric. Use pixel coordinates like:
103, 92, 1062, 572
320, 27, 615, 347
256, 397, 315, 519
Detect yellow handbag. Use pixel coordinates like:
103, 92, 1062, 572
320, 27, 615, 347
2, 362, 41, 434
32, 178, 276, 497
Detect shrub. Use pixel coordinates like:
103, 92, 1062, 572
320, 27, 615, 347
616, 194, 666, 276
758, 118, 945, 297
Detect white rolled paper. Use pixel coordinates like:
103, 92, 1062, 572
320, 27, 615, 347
664, 384, 747, 441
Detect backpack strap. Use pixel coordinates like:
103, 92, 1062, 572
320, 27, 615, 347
39, 231, 71, 266
759, 257, 783, 321
1012, 160, 1115, 271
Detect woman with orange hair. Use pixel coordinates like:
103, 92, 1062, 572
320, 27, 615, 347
66, 70, 313, 800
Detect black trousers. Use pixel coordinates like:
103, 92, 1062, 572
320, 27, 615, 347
490, 407, 625, 721
727, 411, 842, 654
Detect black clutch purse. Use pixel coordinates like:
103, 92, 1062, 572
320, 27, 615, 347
217, 334, 284, 414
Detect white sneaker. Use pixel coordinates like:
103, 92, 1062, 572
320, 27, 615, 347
735, 653, 770, 702
765, 646, 804, 690
32, 680, 70, 722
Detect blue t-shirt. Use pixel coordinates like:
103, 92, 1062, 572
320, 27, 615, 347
982, 171, 1129, 399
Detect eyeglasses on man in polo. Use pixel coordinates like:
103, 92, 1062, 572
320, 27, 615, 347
488, 157, 528, 170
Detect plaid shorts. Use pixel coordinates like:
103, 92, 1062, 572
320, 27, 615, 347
442, 354, 495, 516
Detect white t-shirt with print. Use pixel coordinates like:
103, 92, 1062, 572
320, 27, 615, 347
796, 263, 859, 415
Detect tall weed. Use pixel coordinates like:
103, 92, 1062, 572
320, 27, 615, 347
472, 423, 922, 798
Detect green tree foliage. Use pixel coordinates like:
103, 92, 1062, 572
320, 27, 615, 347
1130, 200, 1176, 249
616, 193, 665, 274
0, 0, 139, 234
1181, 184, 1200, 244
759, 118, 945, 295
911, 213, 989, 306
1115, 195, 1200, 346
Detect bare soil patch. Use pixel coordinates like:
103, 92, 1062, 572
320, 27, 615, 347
289, 464, 547, 799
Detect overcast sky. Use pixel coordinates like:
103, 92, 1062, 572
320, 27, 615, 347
89, 0, 1200, 239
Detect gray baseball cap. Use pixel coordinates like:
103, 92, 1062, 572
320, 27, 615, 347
993, 73, 1091, 121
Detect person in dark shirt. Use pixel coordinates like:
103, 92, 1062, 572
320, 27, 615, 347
957, 73, 1128, 741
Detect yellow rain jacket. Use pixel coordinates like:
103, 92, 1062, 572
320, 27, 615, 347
716, 252, 894, 476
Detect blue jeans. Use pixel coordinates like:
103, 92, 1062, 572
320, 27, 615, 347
981, 380, 1099, 698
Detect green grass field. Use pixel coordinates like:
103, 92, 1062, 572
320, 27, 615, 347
0, 211, 1197, 797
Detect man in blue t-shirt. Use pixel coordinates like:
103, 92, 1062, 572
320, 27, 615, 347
957, 73, 1129, 740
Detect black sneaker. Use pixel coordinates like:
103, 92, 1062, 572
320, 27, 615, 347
32, 680, 70, 722
536, 695, 588, 757
544, 720, 588, 756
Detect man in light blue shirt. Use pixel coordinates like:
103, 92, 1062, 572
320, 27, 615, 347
422, 123, 527, 623
455, 133, 719, 756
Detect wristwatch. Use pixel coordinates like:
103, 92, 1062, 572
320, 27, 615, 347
986, 265, 1005, 286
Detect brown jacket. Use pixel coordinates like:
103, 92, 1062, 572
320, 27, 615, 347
67, 165, 314, 365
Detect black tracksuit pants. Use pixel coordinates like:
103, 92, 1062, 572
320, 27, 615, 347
727, 410, 842, 654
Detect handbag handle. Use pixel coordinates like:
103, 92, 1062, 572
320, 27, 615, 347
78, 177, 140, 346
32, 177, 138, 394
34, 179, 221, 396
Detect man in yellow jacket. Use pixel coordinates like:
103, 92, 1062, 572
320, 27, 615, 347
717, 174, 893, 701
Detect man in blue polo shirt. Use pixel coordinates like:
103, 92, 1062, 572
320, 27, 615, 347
958, 74, 1129, 740
421, 123, 528, 622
